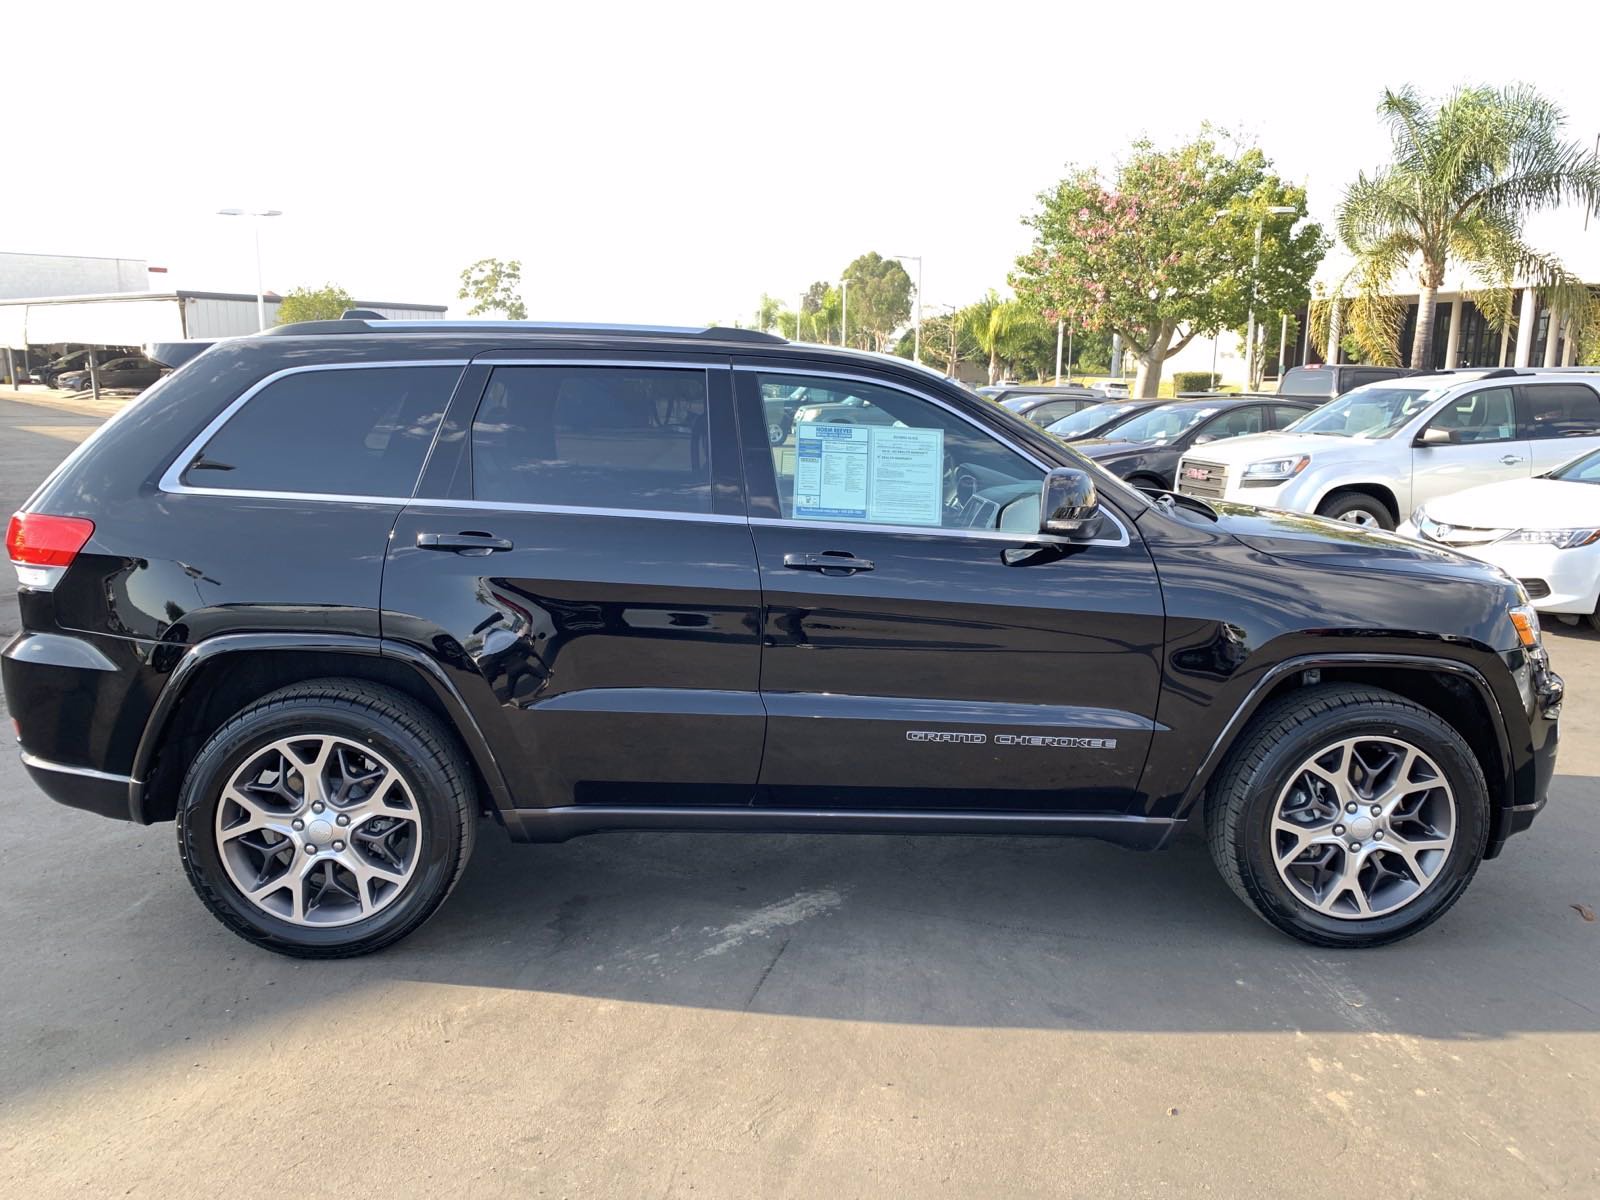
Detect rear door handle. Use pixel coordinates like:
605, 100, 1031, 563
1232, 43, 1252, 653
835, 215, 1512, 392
783, 551, 875, 575
1500, 454, 1524, 465
417, 532, 514, 556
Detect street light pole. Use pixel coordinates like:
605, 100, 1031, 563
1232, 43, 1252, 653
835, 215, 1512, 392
1054, 319, 1064, 385
217, 208, 284, 330
1244, 205, 1296, 389
892, 254, 923, 363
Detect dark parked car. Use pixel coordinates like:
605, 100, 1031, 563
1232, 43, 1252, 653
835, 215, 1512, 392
1278, 363, 1418, 400
1045, 399, 1165, 442
3, 319, 1560, 957
998, 390, 1106, 428
1075, 395, 1318, 490
56, 355, 164, 392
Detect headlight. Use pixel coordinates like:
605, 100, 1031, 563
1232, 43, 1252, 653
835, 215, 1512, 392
1241, 455, 1310, 485
1500, 528, 1600, 549
1508, 602, 1543, 648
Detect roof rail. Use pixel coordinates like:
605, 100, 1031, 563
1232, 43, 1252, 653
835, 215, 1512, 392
260, 318, 787, 343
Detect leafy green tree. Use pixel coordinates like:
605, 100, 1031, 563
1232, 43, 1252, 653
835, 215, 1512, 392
754, 294, 784, 333
842, 252, 913, 352
953, 292, 1058, 384
1331, 85, 1600, 368
1012, 132, 1326, 396
458, 258, 528, 320
275, 283, 353, 324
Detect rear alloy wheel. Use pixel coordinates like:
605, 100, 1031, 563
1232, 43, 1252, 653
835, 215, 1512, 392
214, 734, 422, 926
1207, 685, 1487, 948
1318, 493, 1395, 530
179, 680, 476, 957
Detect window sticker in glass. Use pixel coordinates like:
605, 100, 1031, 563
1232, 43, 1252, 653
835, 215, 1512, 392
793, 423, 944, 526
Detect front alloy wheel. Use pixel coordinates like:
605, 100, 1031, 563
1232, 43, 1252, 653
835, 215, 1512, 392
1270, 736, 1456, 919
216, 734, 422, 926
1206, 684, 1488, 948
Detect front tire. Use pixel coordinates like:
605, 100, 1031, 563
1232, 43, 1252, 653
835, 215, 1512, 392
177, 679, 477, 958
1318, 491, 1395, 530
1205, 685, 1488, 948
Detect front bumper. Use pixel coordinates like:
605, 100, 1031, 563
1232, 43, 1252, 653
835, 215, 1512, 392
1396, 526, 1600, 616
1488, 653, 1562, 857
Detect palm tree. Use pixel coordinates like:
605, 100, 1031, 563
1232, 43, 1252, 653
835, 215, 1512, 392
1335, 85, 1600, 369
961, 293, 1053, 384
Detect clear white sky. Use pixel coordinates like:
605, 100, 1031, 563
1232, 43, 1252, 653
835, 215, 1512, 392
6, 0, 1599, 320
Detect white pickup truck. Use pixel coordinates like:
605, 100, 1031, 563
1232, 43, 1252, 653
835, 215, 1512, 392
1174, 369, 1600, 528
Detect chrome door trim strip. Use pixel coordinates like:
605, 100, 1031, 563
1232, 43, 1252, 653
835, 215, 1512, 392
403, 498, 747, 525
20, 751, 137, 786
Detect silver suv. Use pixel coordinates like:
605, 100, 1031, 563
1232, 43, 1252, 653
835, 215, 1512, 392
1175, 369, 1600, 528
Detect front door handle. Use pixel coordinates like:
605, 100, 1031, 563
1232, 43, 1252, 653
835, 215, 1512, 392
417, 531, 514, 556
783, 551, 875, 575
1500, 454, 1524, 465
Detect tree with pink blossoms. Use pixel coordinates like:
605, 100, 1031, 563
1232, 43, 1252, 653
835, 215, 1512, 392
1013, 132, 1326, 397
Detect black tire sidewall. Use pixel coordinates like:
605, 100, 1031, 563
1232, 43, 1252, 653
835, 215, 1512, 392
179, 698, 465, 953
1235, 705, 1488, 945
1322, 495, 1394, 530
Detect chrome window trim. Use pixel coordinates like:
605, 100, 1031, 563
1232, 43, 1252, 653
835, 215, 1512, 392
404, 499, 746, 525
20, 751, 136, 786
157, 360, 473, 499
748, 513, 1130, 548
737, 364, 1132, 548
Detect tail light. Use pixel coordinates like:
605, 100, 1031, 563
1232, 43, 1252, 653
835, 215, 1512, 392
6, 512, 95, 589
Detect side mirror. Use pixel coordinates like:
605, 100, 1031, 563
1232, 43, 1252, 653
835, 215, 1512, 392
1040, 468, 1101, 540
1416, 427, 1452, 446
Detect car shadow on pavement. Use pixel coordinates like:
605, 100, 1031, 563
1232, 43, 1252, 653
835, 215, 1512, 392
2, 767, 1596, 1107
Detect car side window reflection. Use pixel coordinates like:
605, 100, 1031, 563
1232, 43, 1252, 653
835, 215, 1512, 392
759, 373, 1043, 531
1423, 386, 1517, 445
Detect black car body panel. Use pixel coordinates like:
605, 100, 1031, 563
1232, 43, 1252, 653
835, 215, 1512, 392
2, 323, 1559, 867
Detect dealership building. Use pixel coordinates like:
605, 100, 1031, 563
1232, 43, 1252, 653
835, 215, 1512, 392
0, 251, 445, 383
1162, 215, 1598, 384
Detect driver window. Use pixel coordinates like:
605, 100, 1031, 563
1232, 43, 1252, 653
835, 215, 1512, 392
1424, 386, 1516, 444
1196, 406, 1264, 443
758, 372, 1043, 531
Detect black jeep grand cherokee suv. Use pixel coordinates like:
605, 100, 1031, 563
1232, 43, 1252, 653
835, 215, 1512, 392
3, 320, 1562, 957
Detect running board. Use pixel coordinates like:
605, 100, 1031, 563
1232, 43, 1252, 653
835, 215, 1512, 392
499, 806, 1179, 850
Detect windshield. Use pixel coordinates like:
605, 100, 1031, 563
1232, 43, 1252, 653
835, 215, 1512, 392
1285, 386, 1433, 438
1047, 401, 1139, 438
1100, 403, 1217, 444
1551, 448, 1600, 483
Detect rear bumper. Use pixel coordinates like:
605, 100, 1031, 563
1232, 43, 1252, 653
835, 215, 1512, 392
19, 752, 135, 821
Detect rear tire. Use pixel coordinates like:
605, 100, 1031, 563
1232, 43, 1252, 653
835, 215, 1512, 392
177, 679, 477, 958
1205, 685, 1488, 948
1317, 491, 1395, 530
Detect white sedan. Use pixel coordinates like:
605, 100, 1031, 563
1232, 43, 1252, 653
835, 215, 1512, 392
1398, 446, 1600, 629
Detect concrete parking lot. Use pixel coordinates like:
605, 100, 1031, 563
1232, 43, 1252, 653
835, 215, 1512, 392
1, 392, 1597, 1198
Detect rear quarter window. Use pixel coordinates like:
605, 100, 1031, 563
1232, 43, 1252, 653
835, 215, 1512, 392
177, 365, 459, 497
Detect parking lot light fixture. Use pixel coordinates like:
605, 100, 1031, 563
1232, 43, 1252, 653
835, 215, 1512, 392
891, 254, 923, 364
217, 208, 284, 330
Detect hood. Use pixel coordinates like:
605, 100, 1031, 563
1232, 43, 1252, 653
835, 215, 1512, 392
1076, 438, 1156, 459
1178, 431, 1368, 465
1201, 499, 1514, 588
1421, 476, 1600, 528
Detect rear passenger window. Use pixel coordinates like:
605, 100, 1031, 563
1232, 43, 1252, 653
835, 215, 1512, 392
181, 365, 457, 496
1270, 404, 1309, 428
471, 366, 711, 513
1520, 384, 1600, 439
